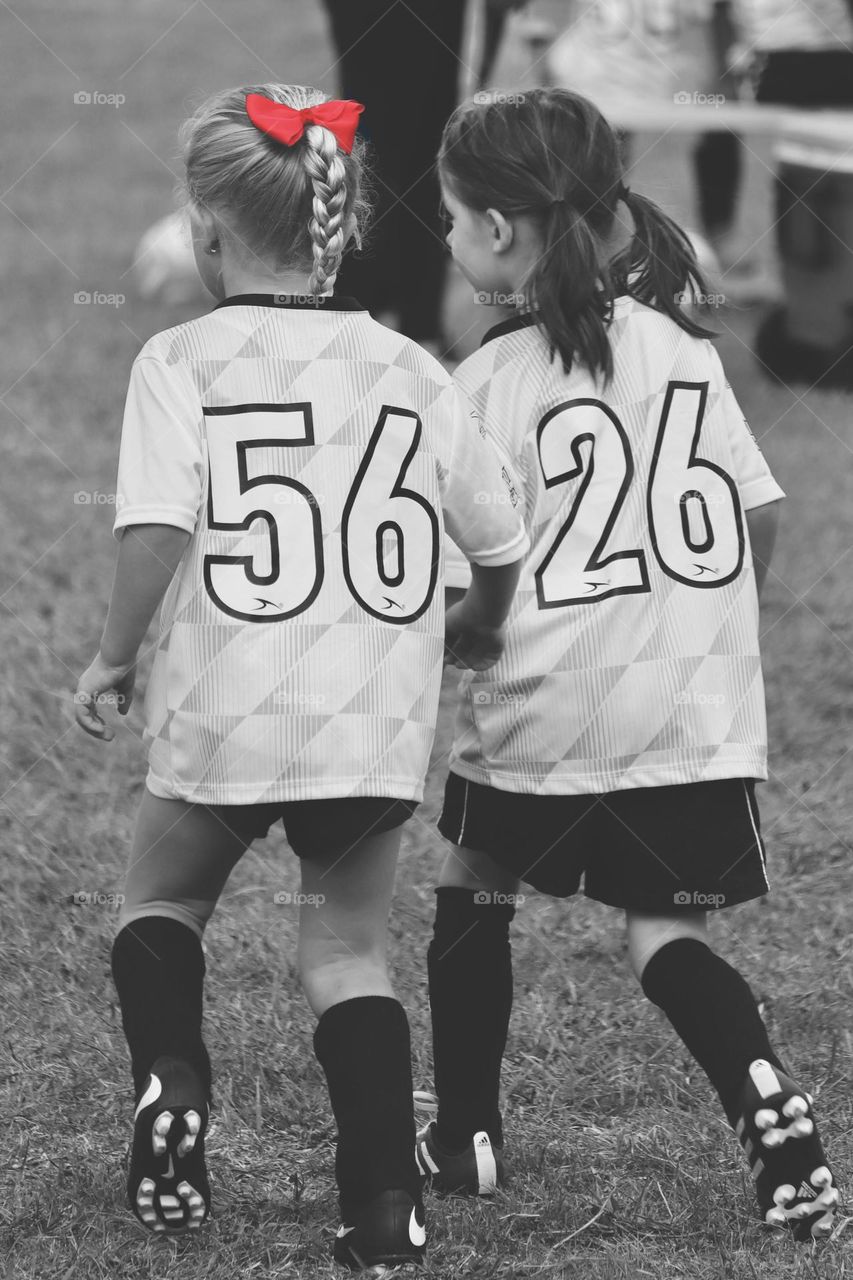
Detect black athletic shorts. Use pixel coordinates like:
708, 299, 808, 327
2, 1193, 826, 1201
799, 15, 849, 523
438, 774, 768, 913
210, 796, 417, 859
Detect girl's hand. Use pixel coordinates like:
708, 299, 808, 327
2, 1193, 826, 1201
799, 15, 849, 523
74, 654, 136, 740
445, 600, 507, 671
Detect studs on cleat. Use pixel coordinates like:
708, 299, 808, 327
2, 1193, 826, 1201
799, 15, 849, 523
783, 1096, 808, 1120
773, 1184, 796, 1207
756, 1108, 778, 1132
177, 1110, 201, 1157
152, 1111, 173, 1156
766, 1207, 788, 1228
812, 1166, 832, 1188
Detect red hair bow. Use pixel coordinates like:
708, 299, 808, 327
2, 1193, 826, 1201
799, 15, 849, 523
245, 94, 364, 154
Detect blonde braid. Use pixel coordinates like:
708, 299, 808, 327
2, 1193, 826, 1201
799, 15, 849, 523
302, 124, 349, 296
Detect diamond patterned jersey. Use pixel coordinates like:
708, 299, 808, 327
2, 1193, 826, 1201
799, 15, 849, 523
446, 297, 785, 795
113, 297, 528, 803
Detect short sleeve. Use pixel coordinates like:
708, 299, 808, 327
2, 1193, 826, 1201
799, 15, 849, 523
113, 353, 205, 537
711, 351, 785, 510
431, 382, 528, 570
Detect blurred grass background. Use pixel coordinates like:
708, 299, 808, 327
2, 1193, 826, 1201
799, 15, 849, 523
1, 2, 852, 1276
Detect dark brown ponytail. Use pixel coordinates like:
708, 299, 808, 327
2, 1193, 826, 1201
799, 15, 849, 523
439, 88, 714, 382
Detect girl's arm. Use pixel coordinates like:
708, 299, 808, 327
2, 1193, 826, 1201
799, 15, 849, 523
445, 559, 523, 670
75, 524, 190, 739
746, 499, 781, 601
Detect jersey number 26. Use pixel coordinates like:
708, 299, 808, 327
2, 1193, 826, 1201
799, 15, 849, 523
535, 382, 744, 608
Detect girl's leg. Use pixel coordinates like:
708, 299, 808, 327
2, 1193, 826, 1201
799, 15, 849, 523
628, 911, 837, 1238
298, 828, 424, 1243
112, 789, 255, 1232
426, 846, 520, 1164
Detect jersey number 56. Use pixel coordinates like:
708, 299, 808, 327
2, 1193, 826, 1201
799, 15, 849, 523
202, 403, 439, 624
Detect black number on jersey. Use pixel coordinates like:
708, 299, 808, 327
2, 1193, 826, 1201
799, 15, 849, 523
202, 402, 439, 623
534, 382, 744, 609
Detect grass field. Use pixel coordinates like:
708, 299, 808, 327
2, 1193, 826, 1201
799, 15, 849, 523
2, 2, 853, 1277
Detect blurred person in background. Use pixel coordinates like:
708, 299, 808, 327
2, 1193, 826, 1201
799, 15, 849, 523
323, 0, 527, 356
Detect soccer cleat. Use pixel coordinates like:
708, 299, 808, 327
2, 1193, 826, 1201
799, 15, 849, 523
736, 1059, 839, 1241
128, 1055, 210, 1233
333, 1188, 426, 1272
415, 1121, 503, 1196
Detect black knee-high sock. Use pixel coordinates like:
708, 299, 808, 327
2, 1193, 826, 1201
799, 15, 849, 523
111, 917, 211, 1099
428, 887, 515, 1151
313, 996, 421, 1220
641, 938, 785, 1126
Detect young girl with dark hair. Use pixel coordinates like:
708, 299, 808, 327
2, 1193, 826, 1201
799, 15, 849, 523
422, 87, 839, 1241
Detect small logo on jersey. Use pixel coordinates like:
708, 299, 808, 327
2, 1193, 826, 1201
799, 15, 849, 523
692, 564, 720, 577
251, 597, 285, 612
381, 596, 403, 611
583, 579, 609, 593
408, 1208, 426, 1247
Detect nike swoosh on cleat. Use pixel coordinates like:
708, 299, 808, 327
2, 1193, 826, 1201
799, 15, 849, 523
336, 1224, 356, 1239
408, 1208, 426, 1248
165, 1156, 175, 1179
134, 1074, 162, 1119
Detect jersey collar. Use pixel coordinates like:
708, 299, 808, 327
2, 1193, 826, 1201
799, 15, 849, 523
214, 294, 366, 311
480, 311, 538, 347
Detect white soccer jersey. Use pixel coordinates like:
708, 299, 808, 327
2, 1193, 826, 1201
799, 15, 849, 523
447, 298, 784, 796
114, 295, 528, 804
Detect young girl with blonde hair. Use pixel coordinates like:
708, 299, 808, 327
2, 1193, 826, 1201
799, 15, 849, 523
75, 83, 527, 1271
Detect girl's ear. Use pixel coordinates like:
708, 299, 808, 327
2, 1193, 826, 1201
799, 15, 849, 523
485, 208, 514, 254
343, 211, 360, 252
188, 203, 220, 255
